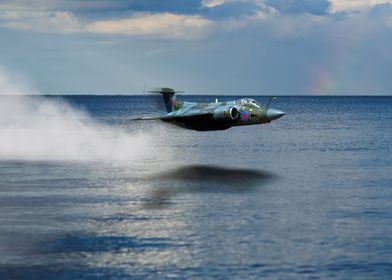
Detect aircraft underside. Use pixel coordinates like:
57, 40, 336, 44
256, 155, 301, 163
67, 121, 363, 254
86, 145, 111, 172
162, 116, 231, 131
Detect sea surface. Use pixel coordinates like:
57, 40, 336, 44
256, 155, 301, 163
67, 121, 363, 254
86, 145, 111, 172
0, 95, 391, 279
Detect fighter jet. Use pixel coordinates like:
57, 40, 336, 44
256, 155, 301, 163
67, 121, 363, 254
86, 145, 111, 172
136, 88, 285, 131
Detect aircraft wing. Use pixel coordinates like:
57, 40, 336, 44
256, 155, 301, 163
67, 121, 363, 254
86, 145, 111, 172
131, 109, 214, 121
160, 108, 214, 120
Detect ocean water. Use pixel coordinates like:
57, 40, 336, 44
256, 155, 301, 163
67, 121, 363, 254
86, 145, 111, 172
0, 95, 391, 279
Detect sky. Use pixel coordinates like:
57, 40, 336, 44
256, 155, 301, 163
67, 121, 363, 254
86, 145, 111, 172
0, 0, 392, 95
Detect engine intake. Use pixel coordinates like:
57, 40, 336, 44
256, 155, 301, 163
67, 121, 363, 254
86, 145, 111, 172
213, 107, 239, 122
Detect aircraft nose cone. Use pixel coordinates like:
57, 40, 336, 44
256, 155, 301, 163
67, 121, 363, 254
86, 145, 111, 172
267, 108, 285, 121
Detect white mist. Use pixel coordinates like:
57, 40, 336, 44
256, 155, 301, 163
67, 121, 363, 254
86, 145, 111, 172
0, 67, 151, 162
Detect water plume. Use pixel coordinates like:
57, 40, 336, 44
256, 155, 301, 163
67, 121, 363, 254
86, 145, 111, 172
0, 68, 150, 162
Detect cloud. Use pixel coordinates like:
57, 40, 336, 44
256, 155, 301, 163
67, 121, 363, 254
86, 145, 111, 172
0, 0, 204, 16
85, 13, 213, 39
1, 0, 392, 95
0, 7, 214, 39
202, 0, 225, 8
0, 10, 80, 33
328, 0, 392, 13
264, 0, 330, 15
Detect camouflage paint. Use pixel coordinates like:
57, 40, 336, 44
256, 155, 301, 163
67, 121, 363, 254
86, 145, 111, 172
153, 88, 282, 131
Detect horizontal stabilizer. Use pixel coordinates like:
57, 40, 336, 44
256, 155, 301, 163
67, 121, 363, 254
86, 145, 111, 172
146, 88, 176, 94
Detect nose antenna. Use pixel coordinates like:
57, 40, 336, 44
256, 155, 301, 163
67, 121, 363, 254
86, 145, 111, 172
266, 96, 277, 108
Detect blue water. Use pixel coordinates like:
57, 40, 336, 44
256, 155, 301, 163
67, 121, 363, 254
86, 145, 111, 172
0, 96, 391, 279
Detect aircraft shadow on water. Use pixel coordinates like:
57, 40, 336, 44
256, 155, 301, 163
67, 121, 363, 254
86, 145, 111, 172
144, 165, 276, 207
133, 88, 285, 131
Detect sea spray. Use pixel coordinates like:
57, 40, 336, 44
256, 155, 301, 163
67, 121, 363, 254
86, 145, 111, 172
0, 67, 151, 162
0, 95, 151, 161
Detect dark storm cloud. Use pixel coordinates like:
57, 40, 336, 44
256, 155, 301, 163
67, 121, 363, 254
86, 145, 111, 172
264, 0, 331, 15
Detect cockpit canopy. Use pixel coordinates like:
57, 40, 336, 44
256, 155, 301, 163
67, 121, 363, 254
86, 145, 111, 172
236, 98, 262, 108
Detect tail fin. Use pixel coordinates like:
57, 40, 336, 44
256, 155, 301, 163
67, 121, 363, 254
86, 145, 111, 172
147, 87, 183, 113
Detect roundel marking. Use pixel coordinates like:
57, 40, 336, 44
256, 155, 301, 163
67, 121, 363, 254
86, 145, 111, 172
171, 98, 177, 109
241, 111, 249, 122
